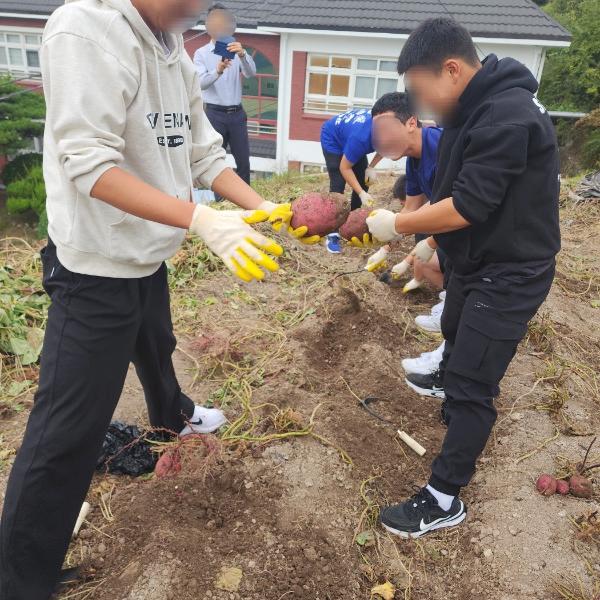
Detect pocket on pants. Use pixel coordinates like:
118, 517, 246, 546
447, 309, 527, 385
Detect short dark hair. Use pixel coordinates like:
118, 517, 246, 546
393, 174, 407, 201
371, 92, 417, 124
397, 18, 479, 74
208, 3, 227, 14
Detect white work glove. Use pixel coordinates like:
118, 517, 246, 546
391, 259, 411, 279
411, 238, 436, 263
403, 278, 424, 294
365, 246, 389, 272
366, 209, 402, 243
365, 168, 378, 187
359, 190, 375, 207
190, 205, 283, 282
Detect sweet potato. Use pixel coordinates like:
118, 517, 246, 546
290, 192, 350, 237
556, 479, 570, 495
569, 474, 593, 498
536, 474, 557, 496
339, 208, 371, 241
154, 450, 181, 478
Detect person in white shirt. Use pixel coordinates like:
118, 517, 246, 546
193, 3, 256, 184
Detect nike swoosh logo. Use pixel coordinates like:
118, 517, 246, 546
419, 513, 456, 531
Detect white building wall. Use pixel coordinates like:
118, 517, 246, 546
279, 31, 549, 172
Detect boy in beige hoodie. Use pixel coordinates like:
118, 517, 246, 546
0, 1, 299, 597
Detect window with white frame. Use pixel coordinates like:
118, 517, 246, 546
0, 32, 42, 76
304, 54, 400, 114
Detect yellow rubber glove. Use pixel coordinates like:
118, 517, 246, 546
243, 200, 292, 228
190, 205, 283, 283
365, 246, 389, 272
244, 201, 321, 245
282, 223, 322, 245
348, 233, 374, 248
403, 277, 424, 294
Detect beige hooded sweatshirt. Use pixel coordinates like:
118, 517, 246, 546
41, 0, 228, 277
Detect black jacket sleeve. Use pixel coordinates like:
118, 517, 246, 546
452, 124, 529, 225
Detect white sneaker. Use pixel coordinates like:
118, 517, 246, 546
401, 341, 445, 375
415, 313, 442, 332
415, 299, 445, 332
431, 299, 445, 315
179, 405, 227, 436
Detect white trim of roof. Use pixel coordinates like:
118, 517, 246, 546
257, 26, 571, 47
0, 12, 49, 19
190, 25, 277, 36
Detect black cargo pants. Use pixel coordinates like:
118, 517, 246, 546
0, 241, 195, 600
429, 262, 555, 495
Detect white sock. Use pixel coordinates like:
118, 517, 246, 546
426, 484, 455, 511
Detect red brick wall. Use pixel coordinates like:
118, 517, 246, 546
0, 17, 47, 29
289, 51, 329, 143
184, 32, 280, 71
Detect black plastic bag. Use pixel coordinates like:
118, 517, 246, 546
96, 421, 171, 476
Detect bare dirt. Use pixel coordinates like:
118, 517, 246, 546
1, 174, 599, 600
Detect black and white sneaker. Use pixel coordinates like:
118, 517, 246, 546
405, 370, 445, 399
380, 487, 466, 538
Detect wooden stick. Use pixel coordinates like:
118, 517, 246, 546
72, 501, 91, 537
397, 430, 426, 456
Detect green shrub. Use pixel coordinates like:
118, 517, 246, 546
6, 165, 48, 238
2, 153, 43, 186
575, 109, 600, 170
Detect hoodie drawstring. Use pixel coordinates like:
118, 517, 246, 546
153, 45, 195, 203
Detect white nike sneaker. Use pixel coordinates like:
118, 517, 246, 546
179, 405, 227, 436
401, 341, 445, 375
415, 299, 445, 332
415, 313, 442, 333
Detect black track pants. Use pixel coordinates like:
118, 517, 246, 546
322, 149, 369, 210
0, 241, 194, 600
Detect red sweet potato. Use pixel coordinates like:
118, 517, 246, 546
339, 208, 371, 241
154, 450, 181, 478
569, 474, 593, 498
556, 479, 570, 495
536, 474, 557, 496
290, 192, 350, 237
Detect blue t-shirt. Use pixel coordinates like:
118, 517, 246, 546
320, 109, 375, 165
406, 126, 443, 199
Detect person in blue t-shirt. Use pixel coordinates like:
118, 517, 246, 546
321, 108, 383, 212
365, 92, 445, 292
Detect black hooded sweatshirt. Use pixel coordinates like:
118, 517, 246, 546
432, 54, 561, 276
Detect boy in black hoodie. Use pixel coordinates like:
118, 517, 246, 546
367, 18, 560, 537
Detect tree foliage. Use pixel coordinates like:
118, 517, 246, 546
0, 76, 46, 156
539, 0, 600, 112
6, 165, 48, 238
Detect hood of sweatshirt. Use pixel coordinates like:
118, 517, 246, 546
451, 54, 539, 127
65, 0, 183, 65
